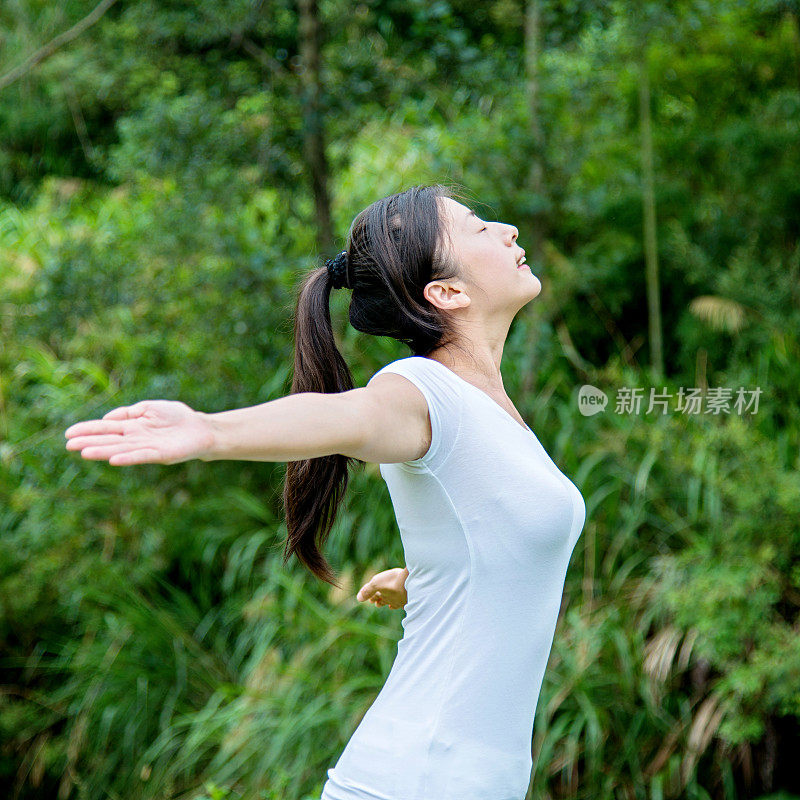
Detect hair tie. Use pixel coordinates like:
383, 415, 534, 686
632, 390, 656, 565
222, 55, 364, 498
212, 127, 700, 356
325, 250, 352, 290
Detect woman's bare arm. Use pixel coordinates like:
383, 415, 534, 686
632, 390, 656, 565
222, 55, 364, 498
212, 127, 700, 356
64, 372, 432, 467
201, 375, 429, 463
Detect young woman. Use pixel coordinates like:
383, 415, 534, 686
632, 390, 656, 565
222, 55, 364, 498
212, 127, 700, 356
64, 183, 586, 800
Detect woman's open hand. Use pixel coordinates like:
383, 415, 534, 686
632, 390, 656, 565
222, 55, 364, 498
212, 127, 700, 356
64, 400, 215, 466
356, 567, 409, 610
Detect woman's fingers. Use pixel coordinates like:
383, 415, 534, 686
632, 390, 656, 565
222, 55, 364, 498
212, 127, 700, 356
357, 579, 374, 601
65, 420, 129, 438
356, 583, 393, 608
66, 433, 126, 450
79, 443, 161, 462
357, 583, 384, 605
65, 402, 152, 440
102, 402, 151, 420
108, 449, 162, 466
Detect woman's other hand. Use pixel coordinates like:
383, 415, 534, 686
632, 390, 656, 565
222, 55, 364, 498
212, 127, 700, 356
64, 400, 215, 466
356, 567, 409, 609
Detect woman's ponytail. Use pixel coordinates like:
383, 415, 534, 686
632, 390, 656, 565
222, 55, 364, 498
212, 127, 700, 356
281, 264, 357, 588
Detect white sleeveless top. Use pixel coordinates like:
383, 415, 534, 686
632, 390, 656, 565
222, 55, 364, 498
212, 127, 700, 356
320, 355, 586, 800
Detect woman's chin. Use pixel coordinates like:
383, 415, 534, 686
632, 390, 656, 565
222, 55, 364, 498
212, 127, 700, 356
524, 273, 542, 298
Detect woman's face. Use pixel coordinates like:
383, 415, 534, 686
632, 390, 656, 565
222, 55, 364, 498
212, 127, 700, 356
430, 197, 541, 316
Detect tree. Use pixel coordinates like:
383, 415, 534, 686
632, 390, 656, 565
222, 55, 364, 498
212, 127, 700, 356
297, 0, 333, 254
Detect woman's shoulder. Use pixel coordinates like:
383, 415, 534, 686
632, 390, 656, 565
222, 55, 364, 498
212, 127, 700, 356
367, 356, 464, 471
368, 355, 436, 381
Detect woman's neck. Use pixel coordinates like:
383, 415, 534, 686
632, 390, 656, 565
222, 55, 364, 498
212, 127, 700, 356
425, 345, 507, 391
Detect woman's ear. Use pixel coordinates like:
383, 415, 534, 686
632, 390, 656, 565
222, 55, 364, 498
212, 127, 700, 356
424, 280, 470, 312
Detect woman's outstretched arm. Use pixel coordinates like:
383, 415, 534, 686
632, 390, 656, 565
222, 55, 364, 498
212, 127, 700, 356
64, 373, 432, 467
200, 391, 373, 462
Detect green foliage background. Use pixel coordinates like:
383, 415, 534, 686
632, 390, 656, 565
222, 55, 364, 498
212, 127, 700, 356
1, 1, 798, 799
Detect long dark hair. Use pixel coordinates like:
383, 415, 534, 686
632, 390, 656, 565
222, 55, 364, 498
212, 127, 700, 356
281, 182, 466, 586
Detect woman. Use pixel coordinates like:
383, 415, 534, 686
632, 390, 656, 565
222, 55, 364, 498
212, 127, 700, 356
64, 183, 586, 800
